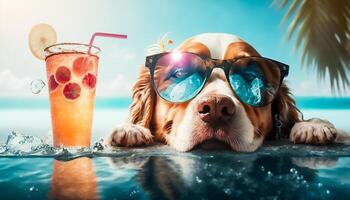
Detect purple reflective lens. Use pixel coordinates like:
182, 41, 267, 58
153, 52, 207, 102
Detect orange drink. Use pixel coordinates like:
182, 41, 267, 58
45, 43, 100, 147
51, 158, 98, 199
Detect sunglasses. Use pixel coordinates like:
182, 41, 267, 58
145, 52, 289, 107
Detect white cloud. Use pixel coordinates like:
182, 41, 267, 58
290, 79, 350, 96
0, 69, 46, 97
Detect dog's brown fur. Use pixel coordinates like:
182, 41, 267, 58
107, 34, 338, 151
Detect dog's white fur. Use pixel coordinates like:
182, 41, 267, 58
176, 33, 243, 59
165, 71, 261, 152
165, 34, 263, 151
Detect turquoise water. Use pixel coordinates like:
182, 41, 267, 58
0, 97, 132, 109
0, 142, 350, 200
0, 97, 349, 199
0, 97, 349, 109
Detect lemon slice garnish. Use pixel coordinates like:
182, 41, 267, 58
28, 23, 57, 60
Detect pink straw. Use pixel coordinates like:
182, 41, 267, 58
88, 32, 127, 53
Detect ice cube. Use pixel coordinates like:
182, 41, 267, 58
161, 73, 203, 102
4, 131, 47, 154
30, 79, 46, 94
169, 80, 186, 100
230, 75, 266, 106
229, 74, 251, 103
248, 77, 264, 105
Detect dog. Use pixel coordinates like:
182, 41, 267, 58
106, 33, 338, 152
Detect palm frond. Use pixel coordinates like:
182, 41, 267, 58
274, 0, 350, 92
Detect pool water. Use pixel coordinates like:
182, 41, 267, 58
1, 141, 350, 200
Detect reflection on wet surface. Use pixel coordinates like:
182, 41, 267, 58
105, 154, 349, 200
0, 142, 349, 200
51, 157, 99, 200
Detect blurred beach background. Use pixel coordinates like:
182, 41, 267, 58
0, 0, 349, 142
0, 97, 349, 142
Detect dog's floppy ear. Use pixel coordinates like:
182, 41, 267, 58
129, 66, 154, 128
271, 83, 302, 138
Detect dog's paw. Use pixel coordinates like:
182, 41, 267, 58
107, 124, 153, 147
290, 118, 337, 145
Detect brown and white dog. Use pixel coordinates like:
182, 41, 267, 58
106, 33, 338, 152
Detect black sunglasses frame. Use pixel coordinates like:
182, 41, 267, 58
145, 52, 289, 107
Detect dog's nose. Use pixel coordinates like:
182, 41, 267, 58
197, 95, 235, 124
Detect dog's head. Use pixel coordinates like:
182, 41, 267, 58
130, 33, 300, 152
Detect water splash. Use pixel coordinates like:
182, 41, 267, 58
0, 132, 151, 160
4, 131, 53, 155
0, 143, 6, 154
0, 132, 92, 159
1, 132, 350, 160
30, 79, 46, 94
0, 131, 185, 162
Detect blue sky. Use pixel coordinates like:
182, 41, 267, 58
0, 0, 348, 98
